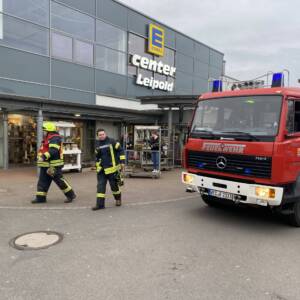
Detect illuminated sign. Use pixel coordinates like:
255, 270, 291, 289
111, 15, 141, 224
148, 24, 164, 57
130, 24, 176, 92
131, 54, 176, 92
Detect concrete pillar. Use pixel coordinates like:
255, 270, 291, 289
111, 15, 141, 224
168, 108, 173, 164
37, 109, 43, 175
3, 111, 8, 170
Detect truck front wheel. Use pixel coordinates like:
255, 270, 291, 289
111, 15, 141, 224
288, 201, 300, 227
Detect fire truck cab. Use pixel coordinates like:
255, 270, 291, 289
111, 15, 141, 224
182, 72, 300, 226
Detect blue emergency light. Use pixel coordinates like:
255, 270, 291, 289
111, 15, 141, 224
212, 80, 223, 92
271, 73, 284, 88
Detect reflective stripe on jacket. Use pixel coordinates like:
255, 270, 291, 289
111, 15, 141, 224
37, 133, 64, 167
95, 137, 125, 174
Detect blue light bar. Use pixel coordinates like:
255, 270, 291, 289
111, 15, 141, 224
212, 80, 223, 92
197, 162, 206, 168
271, 73, 284, 88
244, 168, 252, 175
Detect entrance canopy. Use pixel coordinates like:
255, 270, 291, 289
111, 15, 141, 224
0, 94, 161, 123
139, 95, 199, 108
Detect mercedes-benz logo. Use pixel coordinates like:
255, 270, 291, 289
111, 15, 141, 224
216, 156, 227, 169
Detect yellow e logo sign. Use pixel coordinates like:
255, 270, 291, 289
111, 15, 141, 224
148, 24, 165, 57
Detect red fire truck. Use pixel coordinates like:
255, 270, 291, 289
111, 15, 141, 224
182, 72, 300, 226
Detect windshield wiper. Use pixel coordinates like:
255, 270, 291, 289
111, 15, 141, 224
220, 131, 260, 141
192, 129, 217, 138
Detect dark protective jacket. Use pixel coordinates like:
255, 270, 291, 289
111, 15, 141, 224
37, 132, 64, 168
149, 136, 160, 151
95, 137, 125, 174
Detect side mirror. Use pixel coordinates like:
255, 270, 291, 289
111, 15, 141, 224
285, 131, 300, 138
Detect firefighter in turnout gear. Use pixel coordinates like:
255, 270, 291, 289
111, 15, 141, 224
32, 122, 76, 204
92, 128, 125, 210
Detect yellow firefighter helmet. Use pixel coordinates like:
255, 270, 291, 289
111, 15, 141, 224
42, 122, 57, 132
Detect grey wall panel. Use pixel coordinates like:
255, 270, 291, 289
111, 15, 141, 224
0, 47, 50, 84
194, 59, 209, 79
127, 77, 153, 98
51, 87, 95, 105
56, 0, 96, 15
176, 33, 194, 57
194, 42, 209, 63
193, 77, 208, 95
176, 52, 193, 74
152, 89, 174, 96
99, 0, 127, 29
127, 10, 151, 37
164, 27, 175, 49
209, 66, 222, 79
175, 71, 193, 93
0, 78, 49, 98
52, 60, 95, 91
96, 70, 127, 97
175, 89, 191, 96
209, 49, 224, 68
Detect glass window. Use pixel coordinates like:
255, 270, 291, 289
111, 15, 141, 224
96, 45, 126, 75
96, 20, 126, 52
128, 34, 154, 77
74, 39, 93, 66
128, 33, 152, 59
52, 32, 72, 60
51, 2, 95, 41
3, 0, 49, 27
192, 96, 282, 137
155, 47, 175, 66
0, 13, 49, 55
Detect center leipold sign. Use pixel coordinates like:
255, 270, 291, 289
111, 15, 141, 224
131, 24, 176, 92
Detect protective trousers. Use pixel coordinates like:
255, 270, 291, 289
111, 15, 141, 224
36, 167, 75, 202
96, 171, 121, 208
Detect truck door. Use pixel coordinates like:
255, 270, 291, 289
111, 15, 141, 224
285, 99, 300, 177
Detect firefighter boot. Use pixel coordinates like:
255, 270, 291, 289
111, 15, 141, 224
64, 191, 77, 203
92, 198, 105, 211
31, 198, 46, 204
32, 193, 47, 204
115, 194, 122, 207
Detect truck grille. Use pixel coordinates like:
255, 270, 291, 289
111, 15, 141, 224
187, 151, 272, 179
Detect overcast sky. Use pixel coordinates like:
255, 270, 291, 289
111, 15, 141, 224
120, 0, 300, 86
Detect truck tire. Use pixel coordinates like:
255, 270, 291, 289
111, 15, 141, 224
288, 201, 300, 227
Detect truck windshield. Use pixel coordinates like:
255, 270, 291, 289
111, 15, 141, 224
191, 95, 282, 140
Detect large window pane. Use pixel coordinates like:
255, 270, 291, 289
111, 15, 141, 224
96, 45, 126, 75
52, 32, 72, 60
0, 13, 49, 55
51, 2, 95, 41
3, 0, 49, 27
74, 39, 93, 66
155, 47, 175, 66
128, 33, 152, 59
96, 20, 126, 52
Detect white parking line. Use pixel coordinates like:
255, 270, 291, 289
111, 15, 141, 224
0, 195, 197, 210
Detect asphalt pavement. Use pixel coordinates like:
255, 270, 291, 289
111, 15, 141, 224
0, 168, 300, 300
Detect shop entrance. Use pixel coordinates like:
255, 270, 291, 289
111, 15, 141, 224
8, 114, 37, 166
0, 113, 4, 168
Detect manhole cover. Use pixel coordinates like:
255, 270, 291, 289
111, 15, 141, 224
10, 231, 63, 250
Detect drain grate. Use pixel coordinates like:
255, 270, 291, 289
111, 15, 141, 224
10, 231, 63, 250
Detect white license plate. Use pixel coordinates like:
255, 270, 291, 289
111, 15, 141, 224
208, 189, 235, 200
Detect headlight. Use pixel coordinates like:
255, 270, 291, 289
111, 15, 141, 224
255, 187, 275, 199
183, 173, 194, 184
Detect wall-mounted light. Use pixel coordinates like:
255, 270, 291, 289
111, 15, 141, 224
74, 114, 81, 117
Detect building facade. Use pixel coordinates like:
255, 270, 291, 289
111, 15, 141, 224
0, 0, 224, 169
